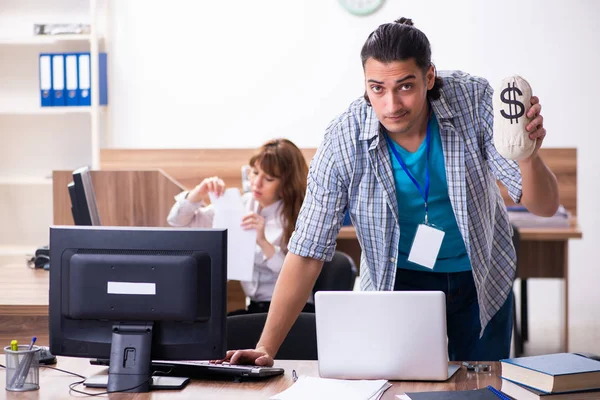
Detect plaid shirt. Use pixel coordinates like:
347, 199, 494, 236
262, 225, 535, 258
289, 70, 522, 332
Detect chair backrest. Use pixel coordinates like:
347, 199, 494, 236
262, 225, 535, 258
511, 224, 520, 253
226, 312, 318, 360
312, 251, 358, 294
511, 224, 520, 275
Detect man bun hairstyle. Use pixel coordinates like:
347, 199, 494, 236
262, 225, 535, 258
361, 17, 443, 102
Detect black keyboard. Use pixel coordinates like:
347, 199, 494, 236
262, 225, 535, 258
154, 360, 285, 378
90, 359, 285, 379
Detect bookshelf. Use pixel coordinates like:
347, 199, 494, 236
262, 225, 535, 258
0, 106, 93, 115
0, 0, 108, 262
0, 34, 96, 45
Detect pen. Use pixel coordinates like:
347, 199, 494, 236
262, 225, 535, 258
10, 340, 18, 351
9, 336, 36, 389
487, 385, 511, 400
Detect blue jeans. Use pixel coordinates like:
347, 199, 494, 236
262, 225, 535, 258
394, 268, 513, 361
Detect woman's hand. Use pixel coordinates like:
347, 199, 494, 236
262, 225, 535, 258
241, 212, 275, 258
187, 177, 225, 203
241, 212, 266, 243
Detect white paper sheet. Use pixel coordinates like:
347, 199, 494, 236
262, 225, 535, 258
209, 188, 255, 281
270, 376, 390, 400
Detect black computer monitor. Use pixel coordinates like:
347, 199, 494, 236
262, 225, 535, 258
68, 166, 101, 226
49, 226, 227, 393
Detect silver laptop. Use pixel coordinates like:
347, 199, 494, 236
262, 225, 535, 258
315, 291, 460, 381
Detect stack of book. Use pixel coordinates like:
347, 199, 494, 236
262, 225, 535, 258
500, 353, 600, 399
507, 205, 571, 229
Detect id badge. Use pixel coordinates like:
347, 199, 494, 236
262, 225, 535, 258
408, 224, 445, 269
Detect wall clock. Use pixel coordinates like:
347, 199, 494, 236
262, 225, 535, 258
339, 0, 385, 16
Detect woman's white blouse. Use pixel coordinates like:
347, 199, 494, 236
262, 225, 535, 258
167, 191, 286, 302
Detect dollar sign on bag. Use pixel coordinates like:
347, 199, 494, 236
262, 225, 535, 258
500, 82, 524, 124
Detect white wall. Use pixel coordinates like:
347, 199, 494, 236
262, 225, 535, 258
107, 0, 600, 353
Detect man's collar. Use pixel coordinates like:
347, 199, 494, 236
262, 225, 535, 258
430, 90, 454, 121
359, 105, 380, 142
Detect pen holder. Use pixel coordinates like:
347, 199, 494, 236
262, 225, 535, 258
4, 345, 41, 391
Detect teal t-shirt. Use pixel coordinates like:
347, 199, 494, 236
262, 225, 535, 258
386, 114, 471, 272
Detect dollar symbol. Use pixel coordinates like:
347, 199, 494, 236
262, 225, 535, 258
500, 82, 525, 124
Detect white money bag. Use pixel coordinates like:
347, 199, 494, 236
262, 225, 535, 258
493, 75, 535, 161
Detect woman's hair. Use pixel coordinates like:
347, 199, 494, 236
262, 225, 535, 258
249, 138, 308, 244
360, 17, 443, 101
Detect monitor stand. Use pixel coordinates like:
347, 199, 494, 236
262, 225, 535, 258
84, 374, 190, 390
107, 323, 154, 393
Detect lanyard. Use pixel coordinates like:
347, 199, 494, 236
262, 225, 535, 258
385, 117, 432, 224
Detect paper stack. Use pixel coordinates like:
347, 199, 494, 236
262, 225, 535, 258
270, 376, 391, 400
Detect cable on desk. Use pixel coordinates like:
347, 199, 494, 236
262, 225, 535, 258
3, 362, 96, 394
3, 361, 173, 396
68, 368, 174, 396
41, 365, 86, 380
68, 377, 151, 397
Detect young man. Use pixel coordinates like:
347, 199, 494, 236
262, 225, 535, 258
224, 17, 559, 365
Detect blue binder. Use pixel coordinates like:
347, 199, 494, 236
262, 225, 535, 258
98, 52, 108, 106
65, 53, 79, 106
51, 54, 66, 106
39, 54, 53, 107
77, 52, 108, 106
77, 53, 91, 106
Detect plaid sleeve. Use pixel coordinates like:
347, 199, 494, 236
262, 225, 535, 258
479, 82, 523, 203
288, 132, 349, 262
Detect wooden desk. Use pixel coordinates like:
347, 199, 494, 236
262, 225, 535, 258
0, 263, 249, 347
339, 220, 583, 241
0, 264, 49, 346
0, 357, 501, 399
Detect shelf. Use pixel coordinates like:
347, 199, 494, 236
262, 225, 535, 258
0, 176, 52, 185
0, 34, 96, 45
0, 106, 92, 115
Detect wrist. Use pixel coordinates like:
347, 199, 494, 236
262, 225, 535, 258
519, 153, 541, 168
187, 188, 205, 203
256, 344, 273, 358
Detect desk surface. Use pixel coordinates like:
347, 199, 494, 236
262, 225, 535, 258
339, 218, 583, 241
0, 264, 48, 316
0, 357, 501, 399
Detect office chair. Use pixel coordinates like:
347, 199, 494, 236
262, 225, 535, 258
226, 251, 356, 360
511, 224, 527, 356
312, 250, 358, 294
226, 312, 317, 360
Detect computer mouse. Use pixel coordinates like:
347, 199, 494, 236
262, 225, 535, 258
38, 346, 57, 365
33, 254, 50, 270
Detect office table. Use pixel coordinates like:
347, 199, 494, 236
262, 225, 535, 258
0, 263, 246, 346
0, 357, 501, 399
0, 263, 49, 346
